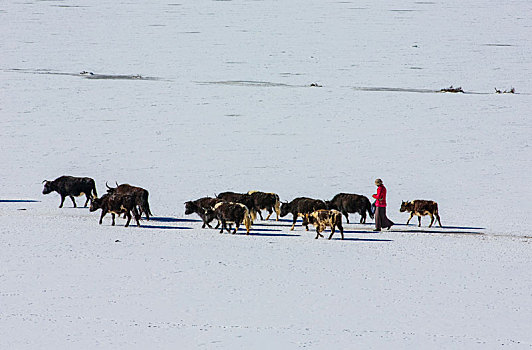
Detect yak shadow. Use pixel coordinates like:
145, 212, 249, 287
342, 229, 383, 234
436, 225, 485, 230
332, 237, 393, 242
140, 224, 193, 230
248, 232, 301, 237
272, 218, 299, 223
250, 227, 283, 233
0, 199, 41, 203
390, 222, 485, 230
150, 216, 201, 223
397, 229, 484, 235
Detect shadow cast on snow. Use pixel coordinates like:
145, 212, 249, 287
100, 216, 486, 236
150, 216, 201, 223
397, 229, 484, 235
331, 237, 393, 242
247, 232, 301, 237
139, 224, 193, 230
436, 225, 485, 230
342, 229, 390, 234
0, 199, 41, 203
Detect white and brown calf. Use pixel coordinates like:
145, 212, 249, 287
307, 209, 344, 240
400, 200, 442, 228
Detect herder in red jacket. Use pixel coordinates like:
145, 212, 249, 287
372, 178, 394, 231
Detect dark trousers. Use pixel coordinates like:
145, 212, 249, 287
375, 207, 394, 230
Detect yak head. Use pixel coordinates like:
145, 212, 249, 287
184, 201, 197, 215
279, 202, 291, 217
89, 195, 108, 212
324, 200, 337, 210
106, 182, 119, 194
42, 180, 53, 194
399, 201, 412, 212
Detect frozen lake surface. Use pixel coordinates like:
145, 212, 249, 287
1, 0, 531, 348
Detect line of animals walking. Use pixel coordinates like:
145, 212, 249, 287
41, 175, 443, 240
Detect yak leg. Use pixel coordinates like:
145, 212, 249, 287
342, 211, 350, 224
265, 208, 273, 221
435, 212, 443, 227
303, 214, 310, 231
315, 227, 324, 239
99, 210, 107, 225
59, 195, 66, 208
428, 213, 435, 228
69, 196, 77, 208
132, 207, 141, 226
201, 213, 214, 229
338, 222, 344, 239
360, 210, 366, 224
125, 211, 132, 227
290, 215, 297, 231
200, 213, 211, 229
233, 222, 239, 234
111, 213, 116, 226
84, 194, 91, 207
219, 219, 226, 233
406, 212, 414, 225
257, 210, 264, 221
328, 225, 336, 240
417, 215, 422, 227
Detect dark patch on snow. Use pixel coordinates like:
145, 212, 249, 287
141, 225, 193, 230
197, 80, 299, 87
6, 68, 161, 81
150, 217, 201, 223
483, 43, 514, 47
332, 237, 393, 242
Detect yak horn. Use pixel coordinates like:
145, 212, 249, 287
106, 182, 112, 190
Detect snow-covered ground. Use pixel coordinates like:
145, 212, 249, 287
1, 0, 531, 348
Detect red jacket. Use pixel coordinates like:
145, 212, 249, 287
372, 185, 387, 207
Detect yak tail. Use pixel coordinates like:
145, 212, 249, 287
93, 181, 98, 199
142, 201, 153, 218
249, 208, 257, 223
274, 195, 281, 221
141, 192, 153, 220
243, 208, 252, 234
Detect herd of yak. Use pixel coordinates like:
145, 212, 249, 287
41, 175, 443, 239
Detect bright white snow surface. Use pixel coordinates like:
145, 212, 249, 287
1, 0, 531, 348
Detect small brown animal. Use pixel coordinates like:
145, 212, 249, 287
209, 202, 252, 234
89, 193, 141, 227
106, 183, 152, 220
307, 209, 344, 240
247, 191, 281, 221
400, 200, 442, 228
184, 197, 224, 228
